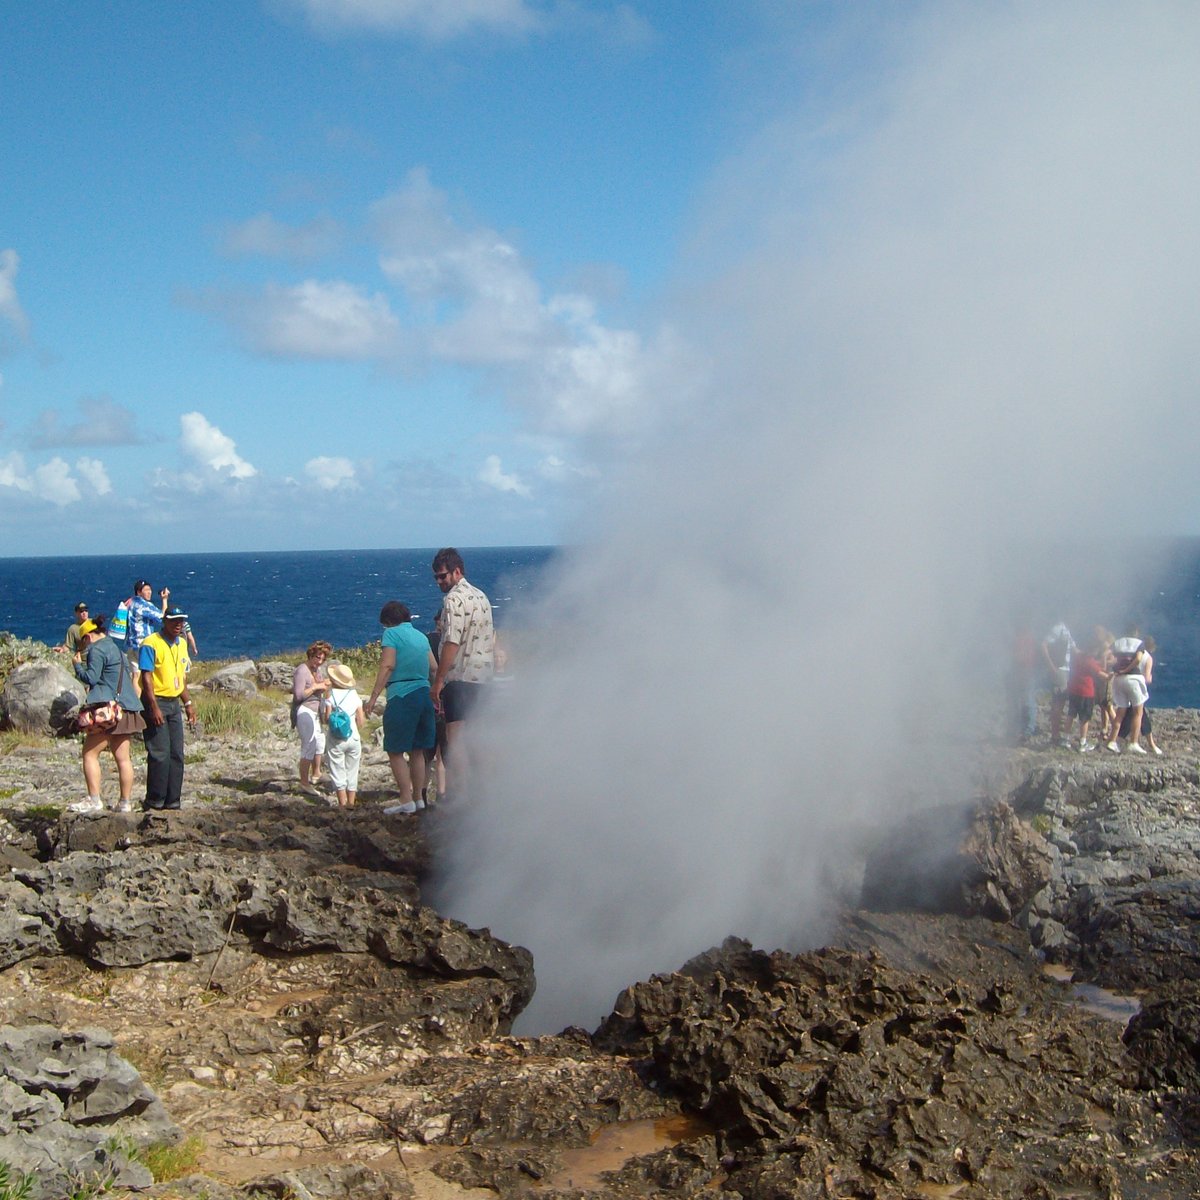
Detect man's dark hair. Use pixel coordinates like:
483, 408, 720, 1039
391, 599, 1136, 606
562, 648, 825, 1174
432, 547, 464, 575
379, 600, 411, 627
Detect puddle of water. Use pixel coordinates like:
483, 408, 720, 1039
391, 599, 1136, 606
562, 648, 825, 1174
540, 1114, 711, 1192
1041, 964, 1141, 1023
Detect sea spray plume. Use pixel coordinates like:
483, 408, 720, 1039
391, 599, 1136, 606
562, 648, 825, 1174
433, 2, 1200, 1032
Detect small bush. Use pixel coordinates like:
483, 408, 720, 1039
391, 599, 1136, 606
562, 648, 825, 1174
141, 1136, 205, 1183
191, 693, 271, 739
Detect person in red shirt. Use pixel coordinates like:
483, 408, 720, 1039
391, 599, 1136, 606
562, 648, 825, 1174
1065, 639, 1111, 752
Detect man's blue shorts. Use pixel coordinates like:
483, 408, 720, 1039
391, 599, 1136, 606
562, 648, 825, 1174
383, 687, 436, 754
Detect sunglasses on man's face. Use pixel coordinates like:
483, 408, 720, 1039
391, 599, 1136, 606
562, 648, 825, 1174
434, 571, 451, 581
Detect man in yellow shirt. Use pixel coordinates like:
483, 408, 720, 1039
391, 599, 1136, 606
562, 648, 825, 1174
139, 607, 195, 811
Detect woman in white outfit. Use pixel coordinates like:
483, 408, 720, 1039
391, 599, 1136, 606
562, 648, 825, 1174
325, 662, 365, 807
1107, 628, 1148, 755
293, 641, 331, 792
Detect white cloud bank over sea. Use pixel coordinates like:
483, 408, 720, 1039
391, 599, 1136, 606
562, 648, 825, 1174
434, 2, 1200, 1031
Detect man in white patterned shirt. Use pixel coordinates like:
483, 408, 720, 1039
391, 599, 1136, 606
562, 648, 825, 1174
431, 548, 494, 800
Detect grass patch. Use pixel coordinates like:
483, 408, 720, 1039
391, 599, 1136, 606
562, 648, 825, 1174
141, 1136, 205, 1183
1031, 813, 1053, 835
22, 803, 62, 819
0, 787, 18, 800
192, 692, 273, 739
0, 728, 52, 757
0, 1161, 34, 1200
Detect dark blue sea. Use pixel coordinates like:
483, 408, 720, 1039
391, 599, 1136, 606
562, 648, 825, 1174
1, 540, 1198, 707
0, 546, 556, 662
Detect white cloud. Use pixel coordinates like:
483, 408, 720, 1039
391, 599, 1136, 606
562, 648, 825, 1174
282, 0, 540, 40
0, 249, 30, 340
74, 457, 112, 496
225, 279, 401, 359
179, 412, 257, 479
220, 212, 342, 261
372, 169, 679, 438
305, 455, 358, 490
478, 453, 532, 498
0, 452, 84, 505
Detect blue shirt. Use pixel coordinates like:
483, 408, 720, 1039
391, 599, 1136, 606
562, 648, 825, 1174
383, 623, 432, 699
127, 595, 163, 650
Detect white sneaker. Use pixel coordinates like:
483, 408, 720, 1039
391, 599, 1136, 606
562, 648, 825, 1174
1128, 743, 1148, 755
1079, 741, 1093, 752
1106, 741, 1121, 753
1152, 745, 1163, 756
414, 797, 426, 811
383, 801, 418, 815
114, 798, 133, 813
68, 796, 104, 814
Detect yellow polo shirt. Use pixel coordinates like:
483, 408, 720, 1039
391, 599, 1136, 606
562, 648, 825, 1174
139, 632, 191, 699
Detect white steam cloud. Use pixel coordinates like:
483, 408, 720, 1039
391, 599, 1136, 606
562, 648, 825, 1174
435, 3, 1200, 1032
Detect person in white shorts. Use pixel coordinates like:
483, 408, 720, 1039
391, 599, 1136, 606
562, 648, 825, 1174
325, 662, 365, 807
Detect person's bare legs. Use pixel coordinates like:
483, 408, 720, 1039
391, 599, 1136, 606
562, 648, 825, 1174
410, 749, 428, 807
387, 752, 414, 807
81, 731, 107, 798
1108, 708, 1127, 749
312, 750, 324, 786
111, 734, 134, 803
299, 757, 314, 787
1127, 704, 1145, 750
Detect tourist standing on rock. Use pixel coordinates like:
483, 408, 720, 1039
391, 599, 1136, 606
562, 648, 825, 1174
293, 641, 332, 795
67, 614, 146, 814
1064, 637, 1110, 753
1120, 634, 1163, 755
325, 662, 365, 807
58, 601, 90, 655
365, 601, 437, 815
139, 607, 195, 811
123, 579, 168, 685
1041, 620, 1076, 747
1107, 627, 1148, 755
430, 548, 494, 802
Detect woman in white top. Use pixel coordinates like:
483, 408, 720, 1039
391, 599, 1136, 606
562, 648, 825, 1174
325, 661, 365, 807
1108, 628, 1148, 755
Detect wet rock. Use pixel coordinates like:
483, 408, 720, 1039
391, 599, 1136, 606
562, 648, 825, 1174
0, 660, 85, 736
595, 936, 1140, 1198
860, 798, 1053, 921
1124, 981, 1200, 1090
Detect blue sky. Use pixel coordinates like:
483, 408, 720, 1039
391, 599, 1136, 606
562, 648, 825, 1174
0, 0, 847, 555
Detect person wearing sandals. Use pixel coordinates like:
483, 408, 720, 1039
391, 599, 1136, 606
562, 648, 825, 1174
293, 641, 332, 794
325, 662, 365, 807
68, 614, 146, 814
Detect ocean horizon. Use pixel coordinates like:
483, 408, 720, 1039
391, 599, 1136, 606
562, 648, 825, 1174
0, 546, 557, 661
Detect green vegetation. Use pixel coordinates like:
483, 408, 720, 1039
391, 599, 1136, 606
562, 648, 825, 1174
0, 1161, 34, 1200
1031, 813, 1053, 835
141, 1136, 204, 1183
21, 803, 62, 819
0, 728, 52, 758
191, 692, 273, 739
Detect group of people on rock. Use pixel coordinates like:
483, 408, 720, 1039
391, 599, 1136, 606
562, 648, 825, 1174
1013, 619, 1162, 755
291, 547, 497, 814
62, 548, 498, 817
65, 595, 196, 814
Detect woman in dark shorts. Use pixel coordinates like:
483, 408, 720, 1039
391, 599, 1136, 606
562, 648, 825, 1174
68, 614, 146, 814
364, 600, 437, 815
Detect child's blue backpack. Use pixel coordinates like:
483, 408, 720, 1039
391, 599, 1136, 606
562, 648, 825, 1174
328, 700, 352, 740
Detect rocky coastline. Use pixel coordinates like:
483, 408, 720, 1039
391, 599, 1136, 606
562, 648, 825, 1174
2, 637, 1200, 1199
